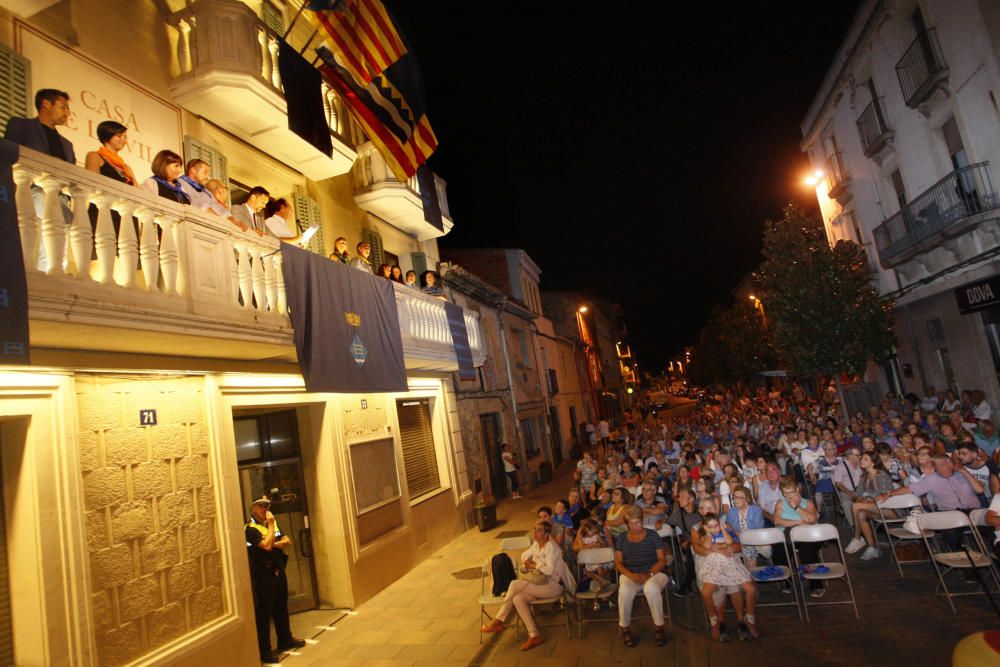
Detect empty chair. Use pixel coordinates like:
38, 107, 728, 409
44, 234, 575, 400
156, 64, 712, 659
873, 493, 931, 577
918, 510, 1000, 614
789, 523, 859, 621
742, 527, 802, 621
575, 547, 618, 638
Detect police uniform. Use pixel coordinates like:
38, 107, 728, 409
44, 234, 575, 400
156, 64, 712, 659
246, 503, 301, 660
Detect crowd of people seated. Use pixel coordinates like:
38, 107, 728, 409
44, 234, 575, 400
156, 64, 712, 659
483, 380, 1000, 651
5, 87, 447, 293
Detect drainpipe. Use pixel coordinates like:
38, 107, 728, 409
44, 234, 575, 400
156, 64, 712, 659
496, 298, 528, 487
529, 321, 556, 467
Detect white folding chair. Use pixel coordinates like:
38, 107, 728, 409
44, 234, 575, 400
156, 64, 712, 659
575, 547, 618, 638
499, 535, 572, 640
873, 494, 931, 577
657, 523, 685, 586
918, 510, 1000, 613
477, 536, 531, 643
742, 527, 802, 621
789, 523, 859, 621
970, 509, 1000, 565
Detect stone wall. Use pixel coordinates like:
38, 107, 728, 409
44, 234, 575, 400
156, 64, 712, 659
77, 376, 226, 666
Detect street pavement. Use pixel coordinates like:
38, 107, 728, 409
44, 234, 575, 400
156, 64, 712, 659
275, 406, 1000, 666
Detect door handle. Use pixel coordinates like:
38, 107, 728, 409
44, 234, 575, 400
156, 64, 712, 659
298, 528, 313, 558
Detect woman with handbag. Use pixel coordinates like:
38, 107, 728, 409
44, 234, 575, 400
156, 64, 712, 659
480, 520, 573, 650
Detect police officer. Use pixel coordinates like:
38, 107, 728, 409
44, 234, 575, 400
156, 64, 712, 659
246, 496, 305, 663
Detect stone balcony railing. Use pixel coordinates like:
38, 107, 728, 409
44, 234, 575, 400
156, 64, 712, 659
12, 144, 482, 372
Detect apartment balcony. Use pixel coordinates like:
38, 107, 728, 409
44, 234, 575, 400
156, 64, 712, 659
166, 0, 357, 181
896, 28, 949, 110
353, 142, 454, 241
872, 162, 1000, 271
12, 144, 483, 373
825, 152, 852, 205
856, 99, 893, 164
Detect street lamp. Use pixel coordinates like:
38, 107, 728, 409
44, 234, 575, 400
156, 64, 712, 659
803, 169, 824, 186
578, 306, 588, 313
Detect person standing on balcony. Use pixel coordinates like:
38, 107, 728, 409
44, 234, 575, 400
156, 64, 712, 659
404, 269, 419, 289
422, 271, 445, 298
329, 236, 351, 264
262, 197, 303, 244
140, 150, 190, 205
178, 159, 247, 232
231, 186, 269, 236
4, 88, 75, 164
206, 178, 229, 208
351, 241, 374, 272
84, 121, 135, 186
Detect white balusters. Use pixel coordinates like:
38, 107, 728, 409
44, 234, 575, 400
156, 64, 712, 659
237, 243, 253, 309
273, 252, 286, 315
268, 35, 281, 89
66, 184, 93, 278
114, 200, 139, 288
177, 18, 193, 74
157, 215, 179, 295
264, 249, 277, 312
136, 208, 160, 291
229, 242, 241, 306
250, 245, 266, 312
90, 193, 117, 284
37, 175, 68, 275
258, 28, 272, 86
12, 166, 39, 271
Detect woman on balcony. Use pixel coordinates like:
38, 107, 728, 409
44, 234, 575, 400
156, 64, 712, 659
84, 120, 136, 186
141, 150, 190, 205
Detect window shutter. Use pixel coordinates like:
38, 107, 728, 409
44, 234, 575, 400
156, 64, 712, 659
291, 193, 325, 255
183, 135, 229, 191
410, 252, 427, 276
261, 1, 284, 35
362, 228, 383, 269
0, 43, 31, 136
397, 399, 440, 498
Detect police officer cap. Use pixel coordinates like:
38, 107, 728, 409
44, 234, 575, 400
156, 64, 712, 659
251, 496, 271, 507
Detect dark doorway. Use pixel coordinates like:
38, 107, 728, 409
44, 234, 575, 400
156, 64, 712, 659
480, 412, 505, 498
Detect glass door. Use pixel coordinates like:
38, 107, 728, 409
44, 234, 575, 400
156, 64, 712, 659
234, 411, 318, 614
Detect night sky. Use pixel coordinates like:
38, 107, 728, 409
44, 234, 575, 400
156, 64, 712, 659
386, 2, 862, 372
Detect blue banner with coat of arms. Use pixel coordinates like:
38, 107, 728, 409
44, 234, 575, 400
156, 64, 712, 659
281, 243, 407, 393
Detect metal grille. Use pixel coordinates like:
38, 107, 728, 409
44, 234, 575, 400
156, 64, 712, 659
896, 28, 949, 108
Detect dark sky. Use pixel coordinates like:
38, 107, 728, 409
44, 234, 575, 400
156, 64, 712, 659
386, 2, 862, 372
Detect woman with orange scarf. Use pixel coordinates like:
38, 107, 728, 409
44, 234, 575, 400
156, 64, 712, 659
85, 120, 136, 186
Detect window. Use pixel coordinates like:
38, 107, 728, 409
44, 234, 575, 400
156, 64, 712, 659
349, 438, 401, 514
396, 399, 440, 499
890, 169, 907, 208
183, 136, 229, 192
0, 43, 30, 136
513, 329, 532, 367
926, 318, 946, 344
546, 369, 559, 395
521, 418, 539, 457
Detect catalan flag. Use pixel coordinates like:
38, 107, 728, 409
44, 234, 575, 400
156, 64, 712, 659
306, 0, 438, 181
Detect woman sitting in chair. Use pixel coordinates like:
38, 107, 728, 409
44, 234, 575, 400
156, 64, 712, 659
481, 520, 573, 651
614, 506, 669, 648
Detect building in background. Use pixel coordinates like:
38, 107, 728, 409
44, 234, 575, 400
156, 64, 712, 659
801, 0, 1000, 416
0, 2, 484, 665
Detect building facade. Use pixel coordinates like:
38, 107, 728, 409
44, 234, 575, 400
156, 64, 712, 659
0, 1, 486, 665
801, 0, 1000, 414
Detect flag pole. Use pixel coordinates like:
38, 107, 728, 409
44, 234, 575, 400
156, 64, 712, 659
283, 1, 308, 39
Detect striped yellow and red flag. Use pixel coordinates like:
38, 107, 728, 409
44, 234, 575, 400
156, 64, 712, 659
306, 0, 438, 181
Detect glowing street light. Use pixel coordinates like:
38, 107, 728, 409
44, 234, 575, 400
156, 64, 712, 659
803, 169, 824, 186
578, 305, 588, 313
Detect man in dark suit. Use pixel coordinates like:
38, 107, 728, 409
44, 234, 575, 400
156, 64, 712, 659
4, 88, 75, 164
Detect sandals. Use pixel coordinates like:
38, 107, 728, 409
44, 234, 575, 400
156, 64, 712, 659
622, 627, 637, 647
654, 626, 667, 646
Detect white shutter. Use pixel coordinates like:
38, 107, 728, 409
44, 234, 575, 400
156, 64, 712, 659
183, 135, 229, 190
0, 43, 31, 136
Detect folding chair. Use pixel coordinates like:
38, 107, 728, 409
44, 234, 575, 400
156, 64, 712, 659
477, 536, 530, 644
789, 523, 859, 621
918, 510, 1000, 614
498, 535, 572, 640
970, 509, 1000, 564
873, 494, 931, 577
575, 547, 618, 638
742, 527, 802, 621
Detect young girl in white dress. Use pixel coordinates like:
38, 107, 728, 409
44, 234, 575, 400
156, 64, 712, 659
696, 513, 758, 639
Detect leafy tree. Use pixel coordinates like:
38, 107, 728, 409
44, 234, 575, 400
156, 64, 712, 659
755, 205, 895, 422
688, 299, 775, 386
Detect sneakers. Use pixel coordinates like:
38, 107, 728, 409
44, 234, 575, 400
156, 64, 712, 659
860, 546, 881, 561
844, 537, 867, 554
717, 622, 731, 642
520, 635, 543, 651
744, 619, 761, 639
737, 622, 753, 641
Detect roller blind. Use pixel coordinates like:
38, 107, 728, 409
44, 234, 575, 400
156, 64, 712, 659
396, 399, 439, 499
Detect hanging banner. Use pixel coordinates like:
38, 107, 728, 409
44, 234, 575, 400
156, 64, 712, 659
444, 301, 475, 380
0, 139, 29, 365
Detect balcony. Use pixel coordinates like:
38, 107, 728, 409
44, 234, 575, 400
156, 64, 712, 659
353, 142, 454, 241
896, 28, 949, 110
856, 99, 893, 163
166, 0, 357, 181
825, 152, 852, 205
11, 144, 482, 373
872, 162, 1000, 268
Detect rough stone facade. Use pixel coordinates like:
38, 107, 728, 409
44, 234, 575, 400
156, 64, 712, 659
77, 376, 226, 666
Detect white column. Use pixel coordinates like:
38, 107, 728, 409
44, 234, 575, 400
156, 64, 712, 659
264, 248, 277, 312
229, 241, 241, 307
66, 184, 94, 279
250, 245, 266, 312
114, 200, 139, 288
90, 193, 117, 284
12, 166, 39, 271
158, 215, 179, 295
37, 175, 68, 275
237, 243, 253, 309
273, 252, 287, 315
136, 208, 160, 291
268, 36, 281, 89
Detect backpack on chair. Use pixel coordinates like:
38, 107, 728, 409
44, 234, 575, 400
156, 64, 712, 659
491, 552, 517, 597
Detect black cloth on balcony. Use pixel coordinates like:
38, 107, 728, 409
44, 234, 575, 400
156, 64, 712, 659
444, 301, 475, 380
281, 243, 407, 393
0, 138, 29, 364
278, 39, 334, 158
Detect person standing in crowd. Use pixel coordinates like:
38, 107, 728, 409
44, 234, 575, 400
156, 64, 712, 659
502, 442, 521, 499
4, 88, 75, 163
245, 497, 305, 663
141, 150, 190, 205
231, 186, 270, 235
352, 241, 373, 272
262, 198, 303, 243
599, 418, 611, 445
329, 236, 351, 264
84, 120, 135, 186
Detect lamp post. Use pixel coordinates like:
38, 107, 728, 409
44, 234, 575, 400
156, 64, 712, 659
749, 294, 768, 329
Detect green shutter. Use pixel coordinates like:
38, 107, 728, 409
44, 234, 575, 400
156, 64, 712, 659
291, 193, 325, 255
0, 43, 31, 136
261, 2, 284, 35
410, 252, 427, 276
362, 228, 383, 269
183, 136, 229, 191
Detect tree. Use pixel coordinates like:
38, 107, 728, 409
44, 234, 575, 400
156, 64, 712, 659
687, 299, 776, 387
755, 205, 895, 423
